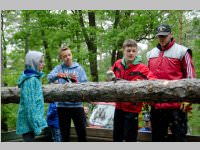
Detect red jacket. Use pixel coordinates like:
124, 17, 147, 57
112, 59, 156, 113
147, 40, 196, 109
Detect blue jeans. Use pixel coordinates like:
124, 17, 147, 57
50, 126, 62, 142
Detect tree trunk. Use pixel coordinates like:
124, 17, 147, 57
2, 79, 200, 104
111, 10, 120, 65
24, 11, 30, 54
41, 29, 52, 70
24, 35, 29, 54
78, 10, 98, 82
87, 11, 98, 82
116, 49, 123, 60
1, 11, 8, 131
1, 11, 7, 69
178, 11, 183, 45
116, 39, 124, 60
111, 50, 117, 66
75, 31, 81, 63
1, 11, 4, 86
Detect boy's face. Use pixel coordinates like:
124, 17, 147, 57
123, 46, 138, 63
61, 49, 73, 66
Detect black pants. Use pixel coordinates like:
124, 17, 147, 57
113, 109, 139, 142
150, 107, 188, 142
22, 131, 35, 142
57, 107, 87, 142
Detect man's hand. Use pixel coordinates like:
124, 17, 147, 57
180, 102, 192, 112
57, 73, 68, 78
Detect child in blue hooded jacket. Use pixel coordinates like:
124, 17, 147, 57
47, 45, 88, 142
46, 102, 61, 142
16, 51, 47, 142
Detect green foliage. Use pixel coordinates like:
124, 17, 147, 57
188, 104, 200, 135
193, 48, 200, 78
1, 10, 200, 136
98, 54, 112, 81
1, 104, 18, 130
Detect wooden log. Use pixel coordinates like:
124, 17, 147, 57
1, 79, 200, 104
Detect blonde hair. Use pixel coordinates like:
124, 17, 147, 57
58, 45, 70, 59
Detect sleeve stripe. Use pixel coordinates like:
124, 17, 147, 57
185, 52, 194, 78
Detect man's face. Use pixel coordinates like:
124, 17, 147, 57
157, 33, 172, 48
123, 46, 138, 63
61, 49, 73, 66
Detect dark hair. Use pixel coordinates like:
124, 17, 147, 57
59, 45, 70, 59
122, 39, 137, 49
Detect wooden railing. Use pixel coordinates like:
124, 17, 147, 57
2, 127, 200, 142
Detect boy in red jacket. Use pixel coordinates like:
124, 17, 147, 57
109, 39, 156, 142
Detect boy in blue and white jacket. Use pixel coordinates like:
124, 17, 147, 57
46, 46, 87, 142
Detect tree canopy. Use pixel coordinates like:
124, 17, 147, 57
1, 10, 200, 134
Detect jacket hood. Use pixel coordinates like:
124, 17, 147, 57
122, 55, 142, 69
25, 51, 44, 71
132, 55, 142, 65
18, 69, 44, 88
157, 38, 175, 51
61, 62, 80, 69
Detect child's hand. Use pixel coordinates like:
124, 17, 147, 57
84, 106, 89, 114
57, 73, 68, 78
70, 74, 78, 83
106, 70, 115, 81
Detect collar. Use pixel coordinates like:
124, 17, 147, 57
157, 39, 175, 51
122, 55, 142, 69
24, 69, 44, 78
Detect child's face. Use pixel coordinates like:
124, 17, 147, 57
61, 50, 73, 66
39, 56, 45, 71
123, 46, 138, 63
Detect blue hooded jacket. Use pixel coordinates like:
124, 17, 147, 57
46, 62, 87, 128
16, 68, 47, 135
16, 51, 47, 135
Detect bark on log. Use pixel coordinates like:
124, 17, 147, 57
1, 79, 200, 104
